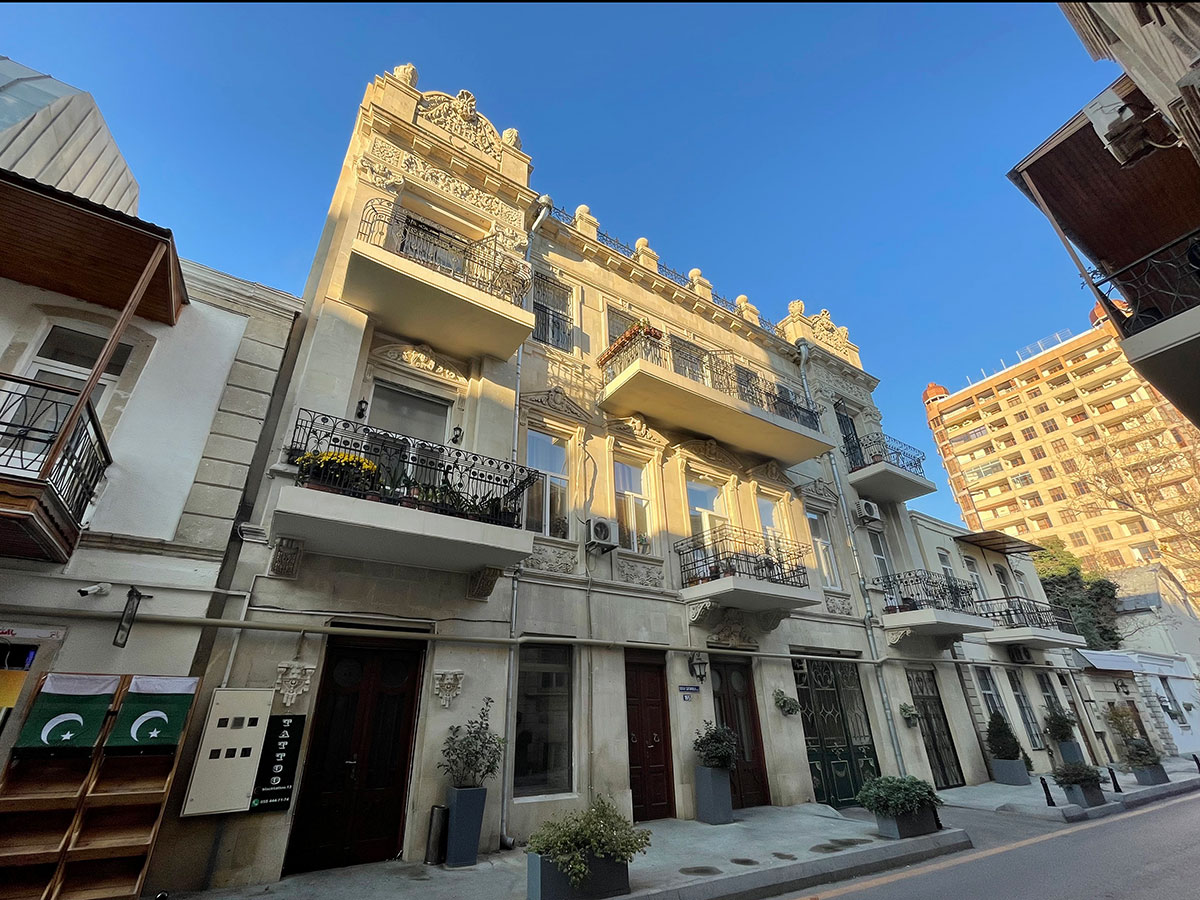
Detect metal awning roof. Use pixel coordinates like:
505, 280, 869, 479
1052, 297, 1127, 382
953, 530, 1044, 555
1075, 649, 1141, 673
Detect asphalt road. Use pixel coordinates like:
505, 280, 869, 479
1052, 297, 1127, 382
779, 792, 1200, 900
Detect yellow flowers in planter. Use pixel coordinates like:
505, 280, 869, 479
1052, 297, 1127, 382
296, 450, 380, 492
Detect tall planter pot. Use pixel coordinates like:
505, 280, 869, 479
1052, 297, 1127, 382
991, 757, 1030, 786
694, 765, 733, 825
875, 805, 939, 840
445, 786, 487, 867
1057, 740, 1085, 764
527, 851, 631, 900
1133, 764, 1170, 786
1062, 783, 1106, 808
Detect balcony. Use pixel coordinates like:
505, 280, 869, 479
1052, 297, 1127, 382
844, 433, 936, 502
341, 198, 535, 360
0, 375, 110, 562
875, 570, 994, 636
975, 596, 1087, 649
598, 328, 831, 464
676, 524, 822, 612
273, 409, 539, 571
1094, 228, 1200, 425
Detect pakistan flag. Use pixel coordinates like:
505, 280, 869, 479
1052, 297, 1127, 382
15, 673, 120, 749
106, 675, 198, 748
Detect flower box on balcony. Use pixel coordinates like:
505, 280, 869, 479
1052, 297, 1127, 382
595, 321, 663, 368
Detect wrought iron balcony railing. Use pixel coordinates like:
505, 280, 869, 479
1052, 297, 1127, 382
675, 523, 810, 588
1092, 227, 1200, 337
0, 374, 111, 522
874, 569, 978, 614
287, 409, 541, 529
975, 596, 1079, 635
599, 330, 821, 431
845, 432, 926, 477
358, 198, 532, 306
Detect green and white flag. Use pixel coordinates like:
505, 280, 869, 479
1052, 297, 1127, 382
14, 674, 120, 749
106, 675, 198, 748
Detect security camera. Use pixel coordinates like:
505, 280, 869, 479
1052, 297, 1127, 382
77, 583, 112, 597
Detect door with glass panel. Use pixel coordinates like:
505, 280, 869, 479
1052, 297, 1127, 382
683, 479, 727, 584
834, 400, 864, 469
905, 668, 965, 789
757, 495, 787, 580
793, 659, 879, 807
525, 430, 570, 539
710, 658, 770, 808
615, 460, 652, 555
366, 384, 449, 500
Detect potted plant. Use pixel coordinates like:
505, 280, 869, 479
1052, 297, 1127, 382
692, 721, 737, 825
438, 697, 504, 868
1052, 762, 1106, 808
1125, 738, 1169, 786
526, 795, 650, 900
296, 450, 380, 497
773, 689, 801, 717
855, 776, 942, 839
898, 703, 921, 728
985, 712, 1029, 786
1044, 708, 1083, 763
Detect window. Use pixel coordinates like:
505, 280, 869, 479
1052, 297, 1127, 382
1069, 530, 1087, 547
1038, 466, 1055, 480
1032, 514, 1051, 530
1069, 412, 1089, 424
1022, 492, 1043, 508
1049, 487, 1066, 502
1042, 420, 1059, 434
1072, 481, 1090, 496
1124, 519, 1148, 535
1014, 522, 1030, 535
1021, 427, 1037, 441
758, 494, 785, 558
1012, 473, 1034, 487
368, 383, 449, 442
1007, 671, 1045, 750
1015, 569, 1031, 596
525, 430, 570, 538
1034, 402, 1049, 415
807, 512, 840, 589
1062, 459, 1078, 474
687, 479, 727, 536
514, 645, 572, 796
869, 530, 895, 581
1102, 550, 1124, 567
963, 556, 986, 598
1061, 509, 1078, 523
1035, 672, 1062, 714
1093, 525, 1112, 542
1027, 387, 1042, 398
976, 667, 1008, 721
1007, 397, 1021, 408
1030, 446, 1047, 460
614, 460, 651, 554
1051, 439, 1068, 453
1016, 411, 1030, 422
1131, 542, 1160, 563
937, 549, 955, 581
994, 565, 1014, 596
606, 306, 635, 346
531, 273, 573, 351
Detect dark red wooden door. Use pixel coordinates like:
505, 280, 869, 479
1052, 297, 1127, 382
625, 652, 675, 821
710, 658, 770, 808
285, 640, 423, 873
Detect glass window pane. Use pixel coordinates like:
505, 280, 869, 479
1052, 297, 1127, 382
757, 496, 777, 532
524, 478, 545, 535
528, 431, 568, 474
514, 645, 572, 796
36, 326, 132, 377
632, 497, 649, 553
369, 384, 448, 442
614, 461, 642, 494
548, 476, 569, 539
687, 480, 719, 513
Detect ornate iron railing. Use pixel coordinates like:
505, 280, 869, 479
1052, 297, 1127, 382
975, 596, 1079, 634
599, 330, 821, 430
358, 198, 531, 306
287, 409, 541, 529
549, 206, 576, 227
0, 374, 111, 522
675, 523, 810, 588
874, 569, 978, 614
533, 306, 573, 351
658, 262, 692, 288
845, 432, 926, 477
1092, 227, 1200, 337
596, 229, 634, 258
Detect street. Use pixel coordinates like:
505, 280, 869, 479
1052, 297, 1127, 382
784, 792, 1200, 900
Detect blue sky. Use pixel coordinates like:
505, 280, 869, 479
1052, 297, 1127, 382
5, 3, 1119, 523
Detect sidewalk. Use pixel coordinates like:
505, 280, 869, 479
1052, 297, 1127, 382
939, 756, 1200, 822
173, 804, 970, 900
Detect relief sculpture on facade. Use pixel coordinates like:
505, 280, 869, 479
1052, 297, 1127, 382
417, 89, 503, 161
618, 557, 664, 588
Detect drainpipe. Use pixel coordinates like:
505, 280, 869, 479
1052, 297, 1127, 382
795, 339, 907, 775
499, 194, 553, 847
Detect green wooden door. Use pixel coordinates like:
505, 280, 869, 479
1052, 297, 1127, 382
793, 659, 880, 808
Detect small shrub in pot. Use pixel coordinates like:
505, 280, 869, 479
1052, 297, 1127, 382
526, 796, 650, 900
1045, 708, 1084, 762
985, 712, 1029, 786
855, 776, 942, 839
439, 698, 504, 867
1125, 738, 1169, 785
1052, 761, 1106, 808
692, 721, 737, 825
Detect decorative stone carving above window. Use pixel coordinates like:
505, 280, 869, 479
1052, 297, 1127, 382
416, 89, 503, 160
825, 595, 854, 616
527, 541, 578, 574
522, 386, 594, 423
748, 460, 791, 486
673, 438, 746, 474
618, 557, 664, 589
809, 309, 852, 356
374, 343, 468, 385
275, 660, 316, 708
359, 157, 404, 193
606, 414, 668, 446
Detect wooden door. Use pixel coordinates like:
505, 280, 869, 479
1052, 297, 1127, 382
710, 658, 770, 808
906, 668, 965, 790
624, 652, 675, 822
285, 640, 423, 873
794, 659, 880, 807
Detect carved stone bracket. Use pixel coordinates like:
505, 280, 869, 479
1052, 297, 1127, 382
275, 660, 316, 708
687, 602, 789, 649
466, 566, 502, 601
527, 542, 577, 574
433, 670, 465, 708
618, 557, 664, 589
359, 157, 404, 193
885, 628, 912, 647
269, 538, 304, 579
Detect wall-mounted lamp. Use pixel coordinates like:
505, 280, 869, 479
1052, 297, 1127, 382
451, 426, 464, 445
1114, 679, 1131, 696
355, 398, 369, 420
688, 651, 709, 684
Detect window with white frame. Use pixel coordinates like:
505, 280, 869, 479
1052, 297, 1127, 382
614, 459, 652, 555
937, 549, 955, 581
687, 478, 727, 537
525, 429, 570, 539
1014, 568, 1031, 598
994, 564, 1014, 596
758, 494, 785, 556
1035, 672, 1062, 714
868, 530, 894, 580
963, 557, 986, 599
807, 511, 840, 589
1007, 670, 1045, 750
976, 666, 1008, 721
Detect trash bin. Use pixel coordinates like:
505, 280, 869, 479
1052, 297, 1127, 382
424, 804, 449, 865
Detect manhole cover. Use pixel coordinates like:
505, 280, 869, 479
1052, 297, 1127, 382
680, 866, 722, 876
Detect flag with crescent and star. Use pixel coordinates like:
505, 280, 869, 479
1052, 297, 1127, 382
14, 673, 120, 749
106, 675, 198, 748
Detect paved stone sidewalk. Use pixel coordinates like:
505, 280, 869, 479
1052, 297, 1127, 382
171, 804, 970, 900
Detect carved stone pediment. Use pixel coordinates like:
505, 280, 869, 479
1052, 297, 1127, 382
417, 89, 503, 161
606, 414, 668, 446
673, 438, 745, 474
374, 343, 467, 385
522, 386, 594, 423
748, 460, 792, 486
809, 309, 852, 356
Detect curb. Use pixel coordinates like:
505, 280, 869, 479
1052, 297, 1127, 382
1118, 775, 1200, 809
626, 828, 972, 900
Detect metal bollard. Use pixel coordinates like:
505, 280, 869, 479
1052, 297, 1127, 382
1039, 776, 1056, 807
424, 805, 449, 865
1107, 767, 1123, 793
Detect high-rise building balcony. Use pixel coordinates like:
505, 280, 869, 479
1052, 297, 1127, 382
875, 570, 994, 635
273, 409, 539, 571
597, 328, 831, 464
0, 375, 110, 562
676, 523, 822, 612
844, 433, 936, 502
975, 596, 1087, 649
341, 198, 535, 360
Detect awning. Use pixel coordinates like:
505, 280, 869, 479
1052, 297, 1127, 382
1076, 649, 1142, 673
953, 530, 1044, 555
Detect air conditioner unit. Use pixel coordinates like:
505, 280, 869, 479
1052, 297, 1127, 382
855, 500, 882, 523
1083, 88, 1157, 167
1007, 645, 1035, 665
586, 517, 619, 552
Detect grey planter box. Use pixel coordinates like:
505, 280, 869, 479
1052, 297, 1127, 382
991, 757, 1030, 786
1133, 764, 1170, 786
1057, 740, 1085, 764
527, 851, 631, 900
445, 786, 487, 868
874, 805, 939, 839
1062, 783, 1106, 808
694, 765, 733, 825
